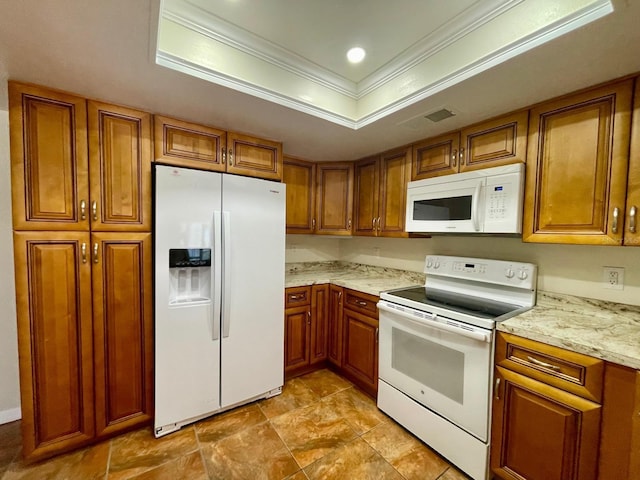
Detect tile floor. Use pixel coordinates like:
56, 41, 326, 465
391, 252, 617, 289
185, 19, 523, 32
0, 369, 471, 480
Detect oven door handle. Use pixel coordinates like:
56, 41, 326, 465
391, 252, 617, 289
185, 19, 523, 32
378, 302, 491, 343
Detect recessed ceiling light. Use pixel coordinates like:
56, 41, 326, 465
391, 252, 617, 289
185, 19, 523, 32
346, 47, 366, 64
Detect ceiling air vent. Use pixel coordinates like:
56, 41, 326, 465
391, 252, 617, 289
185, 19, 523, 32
424, 108, 455, 123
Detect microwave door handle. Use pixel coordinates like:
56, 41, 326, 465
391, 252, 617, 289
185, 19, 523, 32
377, 302, 490, 343
472, 182, 482, 231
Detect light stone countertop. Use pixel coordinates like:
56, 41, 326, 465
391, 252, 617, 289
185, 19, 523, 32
287, 262, 640, 369
285, 261, 424, 297
498, 291, 640, 370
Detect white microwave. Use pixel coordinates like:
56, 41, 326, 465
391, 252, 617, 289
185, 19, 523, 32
405, 163, 524, 234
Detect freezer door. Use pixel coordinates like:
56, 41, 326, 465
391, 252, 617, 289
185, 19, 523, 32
154, 165, 222, 432
220, 175, 285, 407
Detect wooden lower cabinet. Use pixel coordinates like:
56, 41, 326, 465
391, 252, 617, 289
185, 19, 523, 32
327, 285, 344, 367
13, 231, 153, 461
341, 308, 379, 397
92, 233, 153, 438
284, 285, 329, 377
491, 366, 601, 480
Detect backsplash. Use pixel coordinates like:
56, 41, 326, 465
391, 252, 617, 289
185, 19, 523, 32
286, 235, 640, 306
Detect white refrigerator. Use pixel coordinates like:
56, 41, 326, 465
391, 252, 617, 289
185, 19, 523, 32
154, 165, 285, 437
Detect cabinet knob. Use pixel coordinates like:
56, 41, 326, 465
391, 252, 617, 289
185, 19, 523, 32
80, 200, 86, 220
452, 149, 457, 168
92, 201, 98, 221
93, 242, 99, 264
460, 147, 465, 165
312, 218, 316, 231
630, 205, 637, 233
612, 207, 620, 234
307, 310, 311, 325
81, 243, 87, 263
228, 148, 233, 166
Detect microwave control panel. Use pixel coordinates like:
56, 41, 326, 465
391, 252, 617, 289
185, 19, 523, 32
483, 170, 524, 232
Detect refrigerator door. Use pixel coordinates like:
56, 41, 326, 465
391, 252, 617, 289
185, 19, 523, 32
154, 165, 222, 434
220, 175, 285, 407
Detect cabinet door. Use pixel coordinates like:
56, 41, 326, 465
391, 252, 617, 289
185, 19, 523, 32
13, 232, 94, 461
226, 132, 282, 181
315, 162, 354, 235
523, 81, 633, 245
153, 115, 226, 172
9, 83, 89, 231
310, 284, 329, 365
92, 233, 153, 438
353, 157, 380, 236
283, 157, 316, 234
342, 308, 378, 397
411, 132, 459, 180
379, 147, 410, 237
625, 80, 640, 246
327, 285, 344, 367
459, 110, 528, 172
284, 305, 311, 372
88, 101, 152, 232
491, 366, 601, 480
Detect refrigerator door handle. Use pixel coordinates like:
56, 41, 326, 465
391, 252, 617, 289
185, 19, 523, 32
222, 211, 232, 338
212, 211, 222, 341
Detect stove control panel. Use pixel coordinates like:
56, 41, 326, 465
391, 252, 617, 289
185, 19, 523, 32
424, 255, 537, 290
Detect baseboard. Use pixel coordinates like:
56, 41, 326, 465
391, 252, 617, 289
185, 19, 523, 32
0, 407, 21, 424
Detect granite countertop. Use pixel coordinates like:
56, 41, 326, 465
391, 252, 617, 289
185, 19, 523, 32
285, 261, 424, 297
287, 262, 640, 369
498, 291, 640, 370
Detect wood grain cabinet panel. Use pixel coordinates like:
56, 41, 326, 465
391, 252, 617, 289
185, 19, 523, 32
459, 110, 528, 172
153, 115, 226, 171
9, 82, 89, 231
310, 284, 329, 365
92, 233, 153, 438
327, 285, 344, 367
284, 305, 311, 373
341, 308, 379, 397
88, 101, 152, 232
412, 132, 459, 180
226, 132, 282, 181
353, 157, 380, 236
491, 366, 601, 480
378, 147, 410, 237
283, 157, 316, 234
523, 80, 633, 244
315, 162, 354, 235
13, 232, 94, 461
625, 79, 640, 246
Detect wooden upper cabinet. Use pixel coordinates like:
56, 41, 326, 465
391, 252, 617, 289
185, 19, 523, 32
226, 132, 282, 181
412, 132, 459, 180
459, 110, 528, 172
354, 156, 380, 236
92, 233, 153, 438
9, 82, 90, 231
283, 157, 316, 234
625, 79, 640, 247
378, 147, 410, 237
88, 102, 152, 232
491, 366, 601, 480
523, 80, 633, 245
153, 115, 226, 172
13, 231, 94, 461
315, 162, 354, 235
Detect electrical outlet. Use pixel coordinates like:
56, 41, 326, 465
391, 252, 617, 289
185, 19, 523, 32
603, 266, 624, 290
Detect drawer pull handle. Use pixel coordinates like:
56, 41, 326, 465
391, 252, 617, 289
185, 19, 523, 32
495, 377, 501, 400
289, 294, 303, 300
452, 149, 457, 167
527, 356, 561, 371
356, 300, 367, 306
307, 310, 311, 325
630, 205, 637, 233
612, 207, 620, 234
80, 200, 87, 220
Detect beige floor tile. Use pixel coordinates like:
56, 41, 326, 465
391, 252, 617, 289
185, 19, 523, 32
285, 470, 309, 480
201, 421, 298, 480
304, 438, 403, 480
298, 369, 352, 397
391, 444, 450, 480
321, 387, 387, 435
259, 378, 319, 419
439, 466, 473, 479
195, 403, 266, 444
108, 427, 198, 480
127, 451, 208, 480
3, 441, 110, 480
270, 400, 358, 468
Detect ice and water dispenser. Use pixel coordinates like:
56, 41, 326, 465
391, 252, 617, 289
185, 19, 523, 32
168, 248, 212, 305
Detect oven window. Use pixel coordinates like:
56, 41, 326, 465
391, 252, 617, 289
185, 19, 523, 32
413, 196, 472, 221
391, 327, 464, 404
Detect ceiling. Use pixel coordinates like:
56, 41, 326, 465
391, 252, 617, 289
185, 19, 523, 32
0, 0, 639, 162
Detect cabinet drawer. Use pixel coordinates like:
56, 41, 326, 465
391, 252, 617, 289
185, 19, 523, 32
285, 286, 311, 307
344, 289, 379, 318
496, 332, 604, 403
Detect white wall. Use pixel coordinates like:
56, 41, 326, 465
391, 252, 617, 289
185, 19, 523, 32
0, 80, 21, 423
285, 235, 341, 264
287, 235, 640, 306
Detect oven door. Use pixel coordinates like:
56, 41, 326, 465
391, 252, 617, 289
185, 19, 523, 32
378, 301, 493, 441
405, 176, 484, 233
